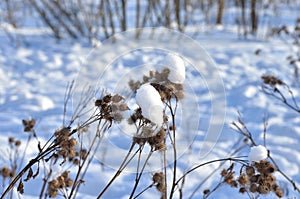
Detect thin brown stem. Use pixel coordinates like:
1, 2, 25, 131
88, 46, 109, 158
97, 143, 138, 198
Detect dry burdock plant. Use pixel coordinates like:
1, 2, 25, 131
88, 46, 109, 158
1, 66, 300, 199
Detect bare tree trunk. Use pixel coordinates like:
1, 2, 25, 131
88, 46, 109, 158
121, 0, 126, 31
250, 0, 258, 34
99, 0, 109, 39
240, 0, 247, 37
216, 0, 224, 25
4, 0, 18, 28
165, 0, 170, 28
174, 0, 182, 31
40, 0, 78, 39
136, 0, 140, 29
28, 0, 61, 39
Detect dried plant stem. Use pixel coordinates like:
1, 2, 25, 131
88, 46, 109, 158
262, 85, 300, 114
133, 183, 154, 199
129, 148, 154, 199
0, 143, 59, 199
68, 121, 108, 199
97, 143, 139, 198
163, 139, 168, 199
268, 154, 300, 193
168, 98, 178, 199
188, 142, 248, 198
39, 160, 52, 199
175, 157, 247, 187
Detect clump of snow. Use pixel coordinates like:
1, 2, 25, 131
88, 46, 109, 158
162, 53, 185, 84
248, 145, 268, 162
136, 84, 164, 126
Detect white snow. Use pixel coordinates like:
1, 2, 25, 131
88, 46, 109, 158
135, 84, 164, 126
0, 2, 300, 198
162, 53, 186, 84
248, 145, 268, 162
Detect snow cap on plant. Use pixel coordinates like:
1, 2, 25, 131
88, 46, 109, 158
136, 84, 164, 126
162, 53, 185, 84
248, 145, 268, 162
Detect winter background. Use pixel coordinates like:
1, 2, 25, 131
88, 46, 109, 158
1, 1, 300, 198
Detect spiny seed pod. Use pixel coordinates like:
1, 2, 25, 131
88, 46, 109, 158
50, 179, 59, 189
156, 183, 166, 193
275, 188, 283, 198
250, 183, 257, 193
175, 90, 184, 99
271, 183, 280, 192
95, 99, 102, 106
152, 172, 164, 183
238, 174, 248, 186
15, 140, 21, 147
258, 185, 270, 194
246, 166, 255, 177
119, 103, 129, 111
66, 179, 73, 187
69, 138, 77, 147
266, 174, 276, 184
1, 167, 10, 178
239, 187, 246, 194
112, 94, 124, 103
250, 174, 260, 183
62, 171, 70, 179
155, 143, 166, 151
221, 169, 228, 177
103, 94, 112, 103
8, 137, 15, 143
230, 180, 238, 187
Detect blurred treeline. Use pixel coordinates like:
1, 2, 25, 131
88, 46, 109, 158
1, 0, 299, 42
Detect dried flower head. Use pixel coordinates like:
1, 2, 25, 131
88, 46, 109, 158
261, 75, 284, 87
237, 174, 248, 186
22, 119, 35, 132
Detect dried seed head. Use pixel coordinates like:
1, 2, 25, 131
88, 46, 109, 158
258, 184, 270, 194
250, 174, 260, 183
175, 90, 184, 99
261, 75, 284, 86
239, 187, 247, 194
221, 169, 228, 177
112, 94, 124, 103
69, 138, 77, 147
156, 183, 166, 193
275, 187, 283, 198
246, 166, 255, 177
66, 179, 73, 187
103, 94, 112, 103
95, 99, 102, 106
250, 183, 257, 193
119, 103, 129, 111
203, 189, 210, 195
15, 140, 21, 147
230, 180, 238, 187
8, 137, 15, 143
152, 172, 164, 184
238, 174, 248, 186
154, 143, 166, 151
1, 167, 10, 178
49, 179, 60, 189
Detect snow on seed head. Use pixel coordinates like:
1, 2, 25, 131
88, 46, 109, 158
136, 84, 164, 126
162, 53, 185, 84
248, 145, 268, 162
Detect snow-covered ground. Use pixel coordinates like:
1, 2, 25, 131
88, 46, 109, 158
1, 3, 300, 199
